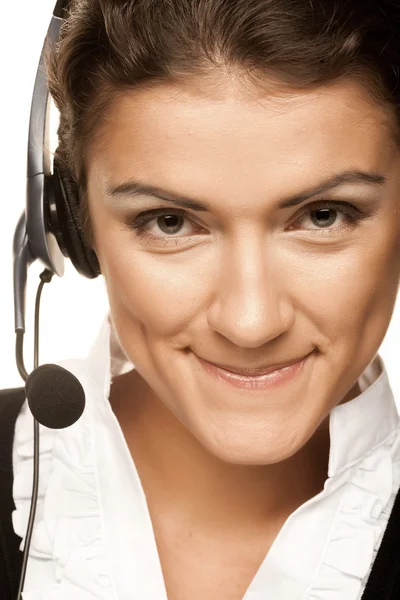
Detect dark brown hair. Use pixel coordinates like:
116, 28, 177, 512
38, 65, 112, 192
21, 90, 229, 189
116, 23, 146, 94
46, 0, 400, 246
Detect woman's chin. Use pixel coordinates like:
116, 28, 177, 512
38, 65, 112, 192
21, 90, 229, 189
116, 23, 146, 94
193, 422, 307, 466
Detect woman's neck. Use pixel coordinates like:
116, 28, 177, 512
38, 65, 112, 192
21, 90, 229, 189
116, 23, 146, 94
109, 369, 334, 534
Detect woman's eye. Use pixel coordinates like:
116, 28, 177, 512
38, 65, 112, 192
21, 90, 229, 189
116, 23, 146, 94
126, 208, 204, 246
290, 200, 363, 235
125, 201, 365, 247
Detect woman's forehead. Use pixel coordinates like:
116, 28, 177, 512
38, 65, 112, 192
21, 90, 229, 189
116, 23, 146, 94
95, 76, 396, 151
85, 76, 398, 206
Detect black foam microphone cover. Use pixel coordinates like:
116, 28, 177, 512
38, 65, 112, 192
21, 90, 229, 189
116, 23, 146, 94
25, 364, 85, 429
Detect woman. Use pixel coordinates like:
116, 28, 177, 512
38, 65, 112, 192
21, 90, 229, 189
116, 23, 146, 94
3, 0, 400, 598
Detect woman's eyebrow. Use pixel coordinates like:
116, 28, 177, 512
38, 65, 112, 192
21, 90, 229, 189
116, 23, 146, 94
105, 169, 386, 212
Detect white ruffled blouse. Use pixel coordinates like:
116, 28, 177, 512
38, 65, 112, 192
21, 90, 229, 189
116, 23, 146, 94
12, 311, 400, 600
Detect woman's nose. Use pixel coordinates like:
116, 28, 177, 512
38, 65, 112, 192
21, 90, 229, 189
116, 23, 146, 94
206, 244, 295, 349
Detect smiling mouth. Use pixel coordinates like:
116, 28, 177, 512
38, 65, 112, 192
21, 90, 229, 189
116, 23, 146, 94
194, 350, 315, 377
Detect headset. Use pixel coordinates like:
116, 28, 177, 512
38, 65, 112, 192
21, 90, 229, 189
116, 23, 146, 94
12, 0, 102, 597
14, 0, 100, 321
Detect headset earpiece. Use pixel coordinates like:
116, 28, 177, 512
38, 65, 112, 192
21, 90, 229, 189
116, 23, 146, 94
48, 156, 101, 279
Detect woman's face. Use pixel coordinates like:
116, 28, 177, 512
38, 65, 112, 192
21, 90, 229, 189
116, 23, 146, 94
86, 74, 400, 465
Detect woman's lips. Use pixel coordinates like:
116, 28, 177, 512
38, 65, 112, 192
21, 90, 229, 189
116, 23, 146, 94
194, 351, 314, 391
199, 355, 309, 376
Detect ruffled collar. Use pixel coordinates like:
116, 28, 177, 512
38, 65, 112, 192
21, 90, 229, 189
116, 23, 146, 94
328, 353, 399, 477
12, 311, 400, 600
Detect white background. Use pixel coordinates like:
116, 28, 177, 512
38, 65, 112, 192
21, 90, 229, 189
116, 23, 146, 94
1, 0, 400, 406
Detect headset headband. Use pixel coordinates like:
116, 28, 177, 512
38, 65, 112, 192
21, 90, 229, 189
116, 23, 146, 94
53, 0, 70, 18
26, 0, 71, 272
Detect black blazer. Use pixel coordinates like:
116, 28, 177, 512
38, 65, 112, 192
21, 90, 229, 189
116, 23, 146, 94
0, 387, 25, 600
0, 386, 400, 600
